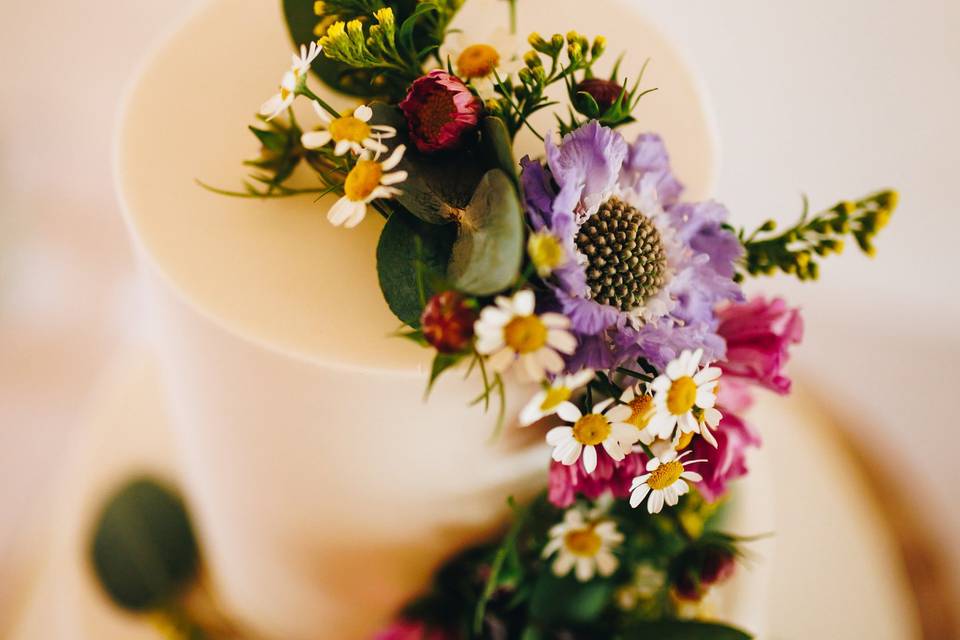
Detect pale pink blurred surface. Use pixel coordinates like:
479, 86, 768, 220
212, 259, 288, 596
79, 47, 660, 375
0, 0, 957, 631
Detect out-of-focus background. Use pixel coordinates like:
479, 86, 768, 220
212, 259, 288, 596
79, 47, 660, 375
1, 0, 957, 633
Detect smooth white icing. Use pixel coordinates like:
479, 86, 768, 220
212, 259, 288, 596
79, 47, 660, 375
115, 0, 721, 637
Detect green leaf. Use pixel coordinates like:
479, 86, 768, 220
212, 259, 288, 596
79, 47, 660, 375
282, 0, 380, 97
426, 352, 463, 397
621, 620, 752, 640
370, 103, 485, 224
529, 572, 614, 625
89, 478, 199, 612
376, 208, 456, 326
248, 126, 287, 154
479, 116, 518, 187
447, 169, 524, 296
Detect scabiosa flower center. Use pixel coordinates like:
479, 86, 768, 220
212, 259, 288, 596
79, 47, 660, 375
626, 394, 653, 430
344, 160, 383, 201
503, 316, 548, 353
328, 116, 371, 144
564, 527, 603, 557
457, 44, 501, 78
572, 414, 612, 446
576, 197, 667, 312
647, 460, 684, 490
666, 376, 698, 416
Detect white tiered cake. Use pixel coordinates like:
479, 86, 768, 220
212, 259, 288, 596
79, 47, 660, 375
114, 0, 741, 638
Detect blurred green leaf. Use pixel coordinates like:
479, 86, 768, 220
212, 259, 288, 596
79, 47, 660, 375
530, 572, 614, 626
621, 620, 752, 639
89, 478, 199, 612
447, 169, 524, 296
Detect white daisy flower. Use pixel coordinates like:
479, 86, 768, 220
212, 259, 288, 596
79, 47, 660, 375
545, 398, 639, 474
696, 406, 723, 448
301, 102, 397, 156
439, 28, 521, 100
629, 450, 705, 514
260, 42, 324, 120
618, 383, 656, 445
327, 146, 407, 228
474, 291, 576, 382
519, 369, 594, 426
542, 509, 623, 582
647, 349, 721, 441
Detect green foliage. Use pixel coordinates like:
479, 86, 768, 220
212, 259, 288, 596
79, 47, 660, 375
447, 169, 525, 296
376, 208, 457, 326
738, 190, 898, 281
89, 478, 199, 612
621, 620, 752, 639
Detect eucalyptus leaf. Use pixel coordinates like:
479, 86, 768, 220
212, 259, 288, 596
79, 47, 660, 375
370, 102, 485, 224
479, 116, 518, 186
89, 478, 199, 612
377, 209, 456, 326
621, 620, 752, 640
447, 169, 524, 296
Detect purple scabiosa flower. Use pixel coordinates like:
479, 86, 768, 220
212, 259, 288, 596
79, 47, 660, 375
520, 122, 743, 371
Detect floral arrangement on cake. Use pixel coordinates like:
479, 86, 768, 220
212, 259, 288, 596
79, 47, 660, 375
90, 1, 897, 639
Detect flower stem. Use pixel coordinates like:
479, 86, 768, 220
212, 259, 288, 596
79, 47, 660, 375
298, 85, 341, 119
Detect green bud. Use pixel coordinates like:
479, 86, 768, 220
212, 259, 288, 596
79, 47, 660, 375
524, 50, 543, 69
550, 34, 565, 52
591, 36, 607, 58
760, 219, 777, 232
566, 30, 580, 44
528, 32, 549, 52
517, 67, 534, 85
567, 42, 583, 63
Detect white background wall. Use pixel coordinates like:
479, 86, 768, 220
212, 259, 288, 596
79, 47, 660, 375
1, 0, 957, 626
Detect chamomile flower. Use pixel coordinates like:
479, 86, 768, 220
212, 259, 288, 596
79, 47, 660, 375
647, 349, 721, 441
439, 28, 521, 100
301, 102, 397, 156
519, 369, 594, 426
618, 383, 656, 445
542, 509, 623, 582
260, 42, 323, 120
474, 291, 576, 382
629, 450, 705, 514
545, 398, 639, 474
696, 406, 723, 448
327, 146, 407, 228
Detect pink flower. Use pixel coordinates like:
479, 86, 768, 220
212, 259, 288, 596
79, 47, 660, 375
716, 297, 803, 394
688, 406, 760, 502
548, 449, 647, 508
399, 70, 482, 153
373, 620, 450, 640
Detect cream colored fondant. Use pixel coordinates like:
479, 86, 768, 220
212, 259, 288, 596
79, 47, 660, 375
115, 0, 720, 637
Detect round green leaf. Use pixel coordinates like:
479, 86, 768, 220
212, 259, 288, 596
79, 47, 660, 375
447, 169, 524, 296
377, 209, 457, 326
89, 478, 199, 612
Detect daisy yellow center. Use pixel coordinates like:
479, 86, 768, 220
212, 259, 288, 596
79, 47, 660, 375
675, 431, 695, 450
457, 43, 500, 78
503, 316, 547, 354
647, 460, 684, 490
540, 386, 572, 411
528, 232, 565, 275
328, 116, 371, 143
666, 376, 698, 416
280, 86, 292, 100
563, 527, 602, 557
572, 414, 611, 446
626, 395, 653, 430
343, 160, 383, 202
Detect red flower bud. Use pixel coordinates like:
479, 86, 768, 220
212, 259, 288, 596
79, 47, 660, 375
420, 291, 477, 354
576, 78, 625, 113
399, 71, 482, 153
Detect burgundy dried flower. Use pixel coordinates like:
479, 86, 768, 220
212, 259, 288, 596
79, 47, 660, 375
421, 291, 477, 354
399, 70, 482, 153
576, 78, 625, 113
671, 544, 737, 601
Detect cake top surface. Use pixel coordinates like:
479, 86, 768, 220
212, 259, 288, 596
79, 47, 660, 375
116, 0, 717, 372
